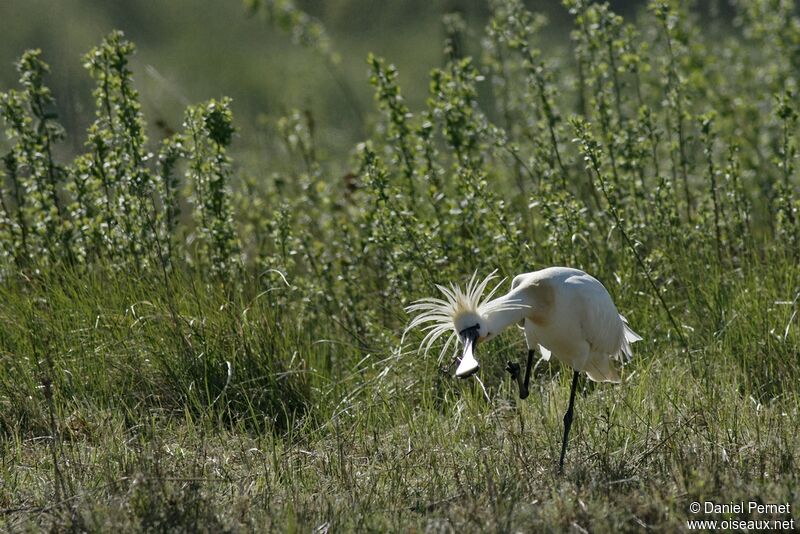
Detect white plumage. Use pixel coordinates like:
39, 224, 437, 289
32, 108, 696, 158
406, 266, 642, 381
406, 266, 642, 471
513, 267, 642, 382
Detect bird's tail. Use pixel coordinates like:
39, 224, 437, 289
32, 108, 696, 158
617, 314, 642, 362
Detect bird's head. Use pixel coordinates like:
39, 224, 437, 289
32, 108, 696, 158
405, 271, 520, 378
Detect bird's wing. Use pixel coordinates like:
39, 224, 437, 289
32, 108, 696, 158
571, 274, 633, 361
510, 273, 526, 290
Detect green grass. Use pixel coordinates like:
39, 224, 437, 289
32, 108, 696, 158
1, 261, 797, 531
2, 0, 800, 531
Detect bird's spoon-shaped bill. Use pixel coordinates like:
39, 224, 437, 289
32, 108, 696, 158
455, 326, 480, 378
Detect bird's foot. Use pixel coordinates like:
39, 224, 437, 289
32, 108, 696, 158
505, 361, 529, 399
505, 360, 520, 380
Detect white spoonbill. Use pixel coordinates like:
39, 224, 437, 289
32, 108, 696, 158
406, 267, 642, 471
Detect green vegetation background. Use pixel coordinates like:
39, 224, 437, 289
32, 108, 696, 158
0, 0, 636, 155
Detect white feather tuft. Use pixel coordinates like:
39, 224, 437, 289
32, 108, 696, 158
538, 344, 552, 361
404, 270, 528, 362
617, 314, 642, 361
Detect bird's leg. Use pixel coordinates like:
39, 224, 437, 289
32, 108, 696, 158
558, 370, 580, 473
505, 349, 535, 399
521, 349, 534, 399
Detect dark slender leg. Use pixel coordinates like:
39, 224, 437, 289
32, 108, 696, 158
505, 349, 536, 399
521, 349, 535, 399
558, 371, 580, 472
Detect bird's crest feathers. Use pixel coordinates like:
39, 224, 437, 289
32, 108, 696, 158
404, 270, 528, 361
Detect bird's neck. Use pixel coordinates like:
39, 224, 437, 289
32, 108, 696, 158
483, 288, 535, 337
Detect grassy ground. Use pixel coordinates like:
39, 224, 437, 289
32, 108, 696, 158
1, 260, 798, 531
2, 0, 800, 531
